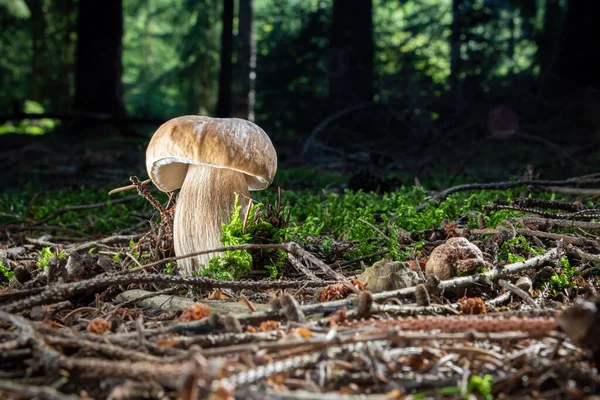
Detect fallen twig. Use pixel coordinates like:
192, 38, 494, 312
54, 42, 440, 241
0, 379, 82, 400
0, 224, 95, 239
124, 241, 358, 293
0, 310, 198, 388
498, 279, 539, 309
462, 227, 597, 247
287, 253, 322, 281
301, 101, 381, 157
73, 247, 561, 344
0, 273, 336, 313
416, 174, 600, 211
67, 234, 142, 253
33, 195, 141, 225
522, 216, 600, 230
485, 291, 512, 308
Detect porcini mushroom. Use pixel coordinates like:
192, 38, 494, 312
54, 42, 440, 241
146, 116, 277, 275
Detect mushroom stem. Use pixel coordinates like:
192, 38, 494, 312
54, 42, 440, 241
173, 164, 249, 275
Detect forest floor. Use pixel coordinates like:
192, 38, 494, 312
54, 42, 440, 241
1, 126, 600, 399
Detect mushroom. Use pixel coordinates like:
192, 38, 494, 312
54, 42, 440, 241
424, 237, 490, 280
145, 116, 277, 275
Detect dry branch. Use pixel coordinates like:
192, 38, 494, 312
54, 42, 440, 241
0, 379, 82, 400
0, 273, 335, 313
67, 234, 142, 253
416, 174, 600, 211
33, 195, 141, 226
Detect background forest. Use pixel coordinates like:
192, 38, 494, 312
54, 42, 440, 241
1, 0, 600, 187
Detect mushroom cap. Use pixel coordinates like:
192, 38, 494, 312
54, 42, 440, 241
146, 116, 277, 192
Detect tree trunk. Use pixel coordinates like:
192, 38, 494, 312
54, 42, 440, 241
29, 0, 45, 102
232, 0, 255, 121
216, 0, 234, 118
450, 0, 463, 103
507, 5, 515, 75
329, 0, 373, 109
536, 0, 562, 80
73, 0, 125, 115
552, 0, 600, 89
54, 0, 77, 111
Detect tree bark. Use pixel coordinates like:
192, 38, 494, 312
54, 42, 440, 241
450, 0, 463, 103
29, 0, 45, 101
329, 0, 373, 109
73, 0, 125, 115
54, 0, 77, 111
536, 0, 562, 80
232, 0, 255, 121
216, 0, 234, 118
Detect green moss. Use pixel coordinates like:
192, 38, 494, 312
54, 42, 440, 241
280, 185, 520, 265
0, 261, 14, 281
2, 168, 581, 280
203, 192, 294, 280
499, 236, 543, 263
0, 184, 166, 235
37, 246, 67, 270
412, 387, 461, 399
203, 195, 256, 280
201, 181, 529, 279
467, 374, 494, 400
549, 257, 579, 294
164, 261, 177, 275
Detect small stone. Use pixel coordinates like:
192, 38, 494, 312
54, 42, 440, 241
37, 234, 53, 242
44, 255, 60, 281
358, 259, 418, 293
13, 265, 32, 283
536, 266, 555, 280
414, 284, 431, 306
4, 246, 27, 259
97, 256, 116, 272
66, 252, 84, 278
515, 276, 533, 294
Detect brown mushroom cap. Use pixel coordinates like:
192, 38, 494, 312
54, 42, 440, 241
146, 116, 277, 192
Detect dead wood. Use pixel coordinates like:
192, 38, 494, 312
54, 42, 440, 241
416, 173, 600, 211
0, 272, 335, 313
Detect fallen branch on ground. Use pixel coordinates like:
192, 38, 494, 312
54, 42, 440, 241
416, 173, 600, 211
0, 273, 336, 313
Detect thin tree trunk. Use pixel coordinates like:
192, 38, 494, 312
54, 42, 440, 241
216, 0, 234, 118
56, 0, 77, 111
507, 5, 515, 74
450, 0, 462, 103
329, 0, 373, 109
232, 0, 255, 121
73, 0, 125, 115
536, 0, 561, 80
30, 0, 45, 101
